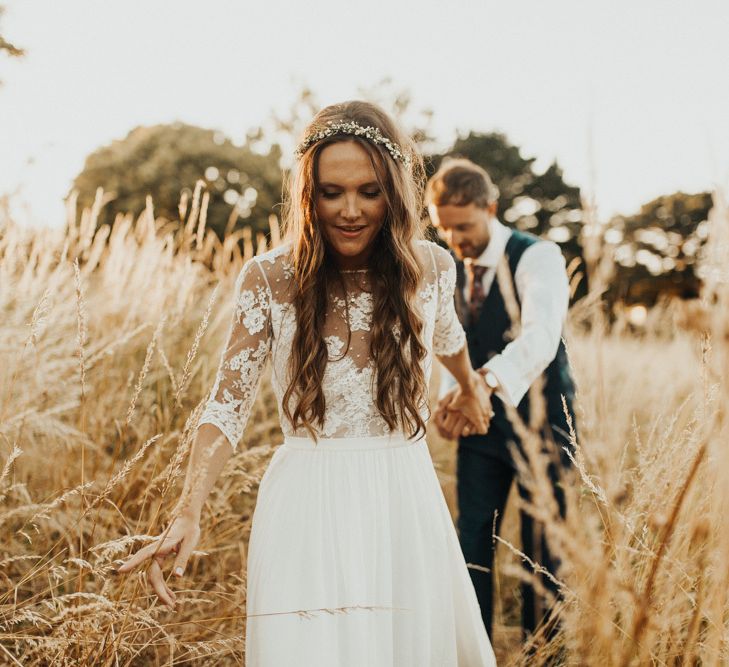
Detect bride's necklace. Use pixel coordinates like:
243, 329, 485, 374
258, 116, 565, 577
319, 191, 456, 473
340, 268, 369, 274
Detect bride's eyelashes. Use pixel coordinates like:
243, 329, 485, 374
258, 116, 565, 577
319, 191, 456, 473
319, 189, 382, 200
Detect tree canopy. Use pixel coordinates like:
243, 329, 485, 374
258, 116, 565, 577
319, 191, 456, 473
71, 123, 283, 238
427, 131, 584, 278
605, 191, 712, 305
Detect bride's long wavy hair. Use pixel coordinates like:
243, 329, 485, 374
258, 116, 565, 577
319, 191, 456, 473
281, 100, 429, 440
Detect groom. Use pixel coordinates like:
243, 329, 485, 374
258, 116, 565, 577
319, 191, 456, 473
427, 158, 577, 642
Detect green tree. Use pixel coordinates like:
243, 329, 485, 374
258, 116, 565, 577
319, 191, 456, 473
71, 123, 283, 238
605, 191, 712, 305
428, 132, 584, 275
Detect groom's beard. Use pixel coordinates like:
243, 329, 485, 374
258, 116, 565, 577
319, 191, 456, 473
454, 238, 489, 260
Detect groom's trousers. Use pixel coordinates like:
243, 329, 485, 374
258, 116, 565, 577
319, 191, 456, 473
456, 417, 573, 640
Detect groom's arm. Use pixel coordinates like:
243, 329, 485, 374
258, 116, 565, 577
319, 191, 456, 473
483, 241, 569, 407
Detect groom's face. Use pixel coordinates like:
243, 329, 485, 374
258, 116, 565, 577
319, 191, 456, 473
428, 201, 496, 260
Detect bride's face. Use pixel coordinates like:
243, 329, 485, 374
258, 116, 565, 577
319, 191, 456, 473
315, 140, 388, 270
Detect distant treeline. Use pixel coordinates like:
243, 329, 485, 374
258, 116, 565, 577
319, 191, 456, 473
71, 122, 711, 308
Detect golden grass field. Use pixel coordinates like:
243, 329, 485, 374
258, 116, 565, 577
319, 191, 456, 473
1, 187, 728, 665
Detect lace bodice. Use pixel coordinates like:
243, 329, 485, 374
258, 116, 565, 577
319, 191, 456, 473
198, 240, 466, 450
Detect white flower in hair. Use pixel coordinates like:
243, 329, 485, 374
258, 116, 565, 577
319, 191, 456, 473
294, 120, 412, 168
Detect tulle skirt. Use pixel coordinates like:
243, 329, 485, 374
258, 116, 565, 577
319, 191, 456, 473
244, 433, 497, 666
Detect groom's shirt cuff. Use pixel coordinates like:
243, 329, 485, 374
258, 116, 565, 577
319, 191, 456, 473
481, 241, 569, 407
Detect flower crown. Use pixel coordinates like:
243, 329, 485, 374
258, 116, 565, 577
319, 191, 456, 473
294, 120, 412, 168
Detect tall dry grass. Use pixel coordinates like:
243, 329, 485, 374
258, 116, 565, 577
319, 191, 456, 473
0, 183, 727, 665
473, 190, 729, 666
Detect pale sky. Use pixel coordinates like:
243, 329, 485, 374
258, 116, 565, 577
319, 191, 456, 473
1, 0, 727, 227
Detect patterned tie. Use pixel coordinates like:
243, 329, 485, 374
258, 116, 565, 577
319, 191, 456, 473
468, 264, 489, 320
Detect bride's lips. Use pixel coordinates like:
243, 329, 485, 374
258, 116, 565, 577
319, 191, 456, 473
336, 225, 366, 239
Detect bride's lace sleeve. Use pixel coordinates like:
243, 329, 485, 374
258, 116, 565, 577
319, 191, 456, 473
197, 258, 272, 452
430, 244, 467, 357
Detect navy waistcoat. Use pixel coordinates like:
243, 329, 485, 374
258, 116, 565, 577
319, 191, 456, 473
455, 231, 576, 444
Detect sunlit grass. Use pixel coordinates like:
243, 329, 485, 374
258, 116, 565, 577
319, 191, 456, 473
1, 184, 727, 665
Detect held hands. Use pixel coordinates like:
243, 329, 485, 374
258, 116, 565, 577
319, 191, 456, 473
434, 371, 495, 440
115, 512, 201, 609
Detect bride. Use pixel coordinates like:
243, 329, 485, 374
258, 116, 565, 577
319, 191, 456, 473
118, 100, 498, 666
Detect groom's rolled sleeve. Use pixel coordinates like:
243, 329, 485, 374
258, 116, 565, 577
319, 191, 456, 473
482, 241, 569, 407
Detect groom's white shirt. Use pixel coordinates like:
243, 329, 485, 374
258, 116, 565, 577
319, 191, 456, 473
441, 217, 570, 408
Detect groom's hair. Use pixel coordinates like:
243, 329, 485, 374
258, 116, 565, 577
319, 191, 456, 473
425, 158, 499, 209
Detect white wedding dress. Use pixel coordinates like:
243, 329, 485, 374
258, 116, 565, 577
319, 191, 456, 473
199, 240, 497, 666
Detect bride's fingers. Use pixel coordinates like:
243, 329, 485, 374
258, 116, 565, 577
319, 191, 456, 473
435, 407, 449, 427
443, 409, 464, 428
450, 398, 489, 434
437, 392, 455, 412
442, 411, 468, 439
471, 414, 488, 434
156, 555, 178, 603
453, 416, 469, 437
439, 411, 456, 437
148, 559, 176, 608
434, 409, 451, 439
117, 537, 178, 574
117, 544, 155, 574
464, 405, 489, 433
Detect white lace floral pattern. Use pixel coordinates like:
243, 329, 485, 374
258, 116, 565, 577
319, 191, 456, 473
332, 292, 373, 331
433, 261, 467, 356
198, 240, 467, 450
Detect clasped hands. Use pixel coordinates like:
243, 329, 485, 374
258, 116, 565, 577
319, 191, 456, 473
434, 370, 495, 440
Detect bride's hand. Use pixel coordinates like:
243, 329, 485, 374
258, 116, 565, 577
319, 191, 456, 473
116, 513, 201, 609
435, 373, 494, 439
435, 405, 477, 440
450, 371, 494, 435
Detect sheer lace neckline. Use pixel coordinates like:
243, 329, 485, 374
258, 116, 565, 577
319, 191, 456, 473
198, 240, 467, 447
